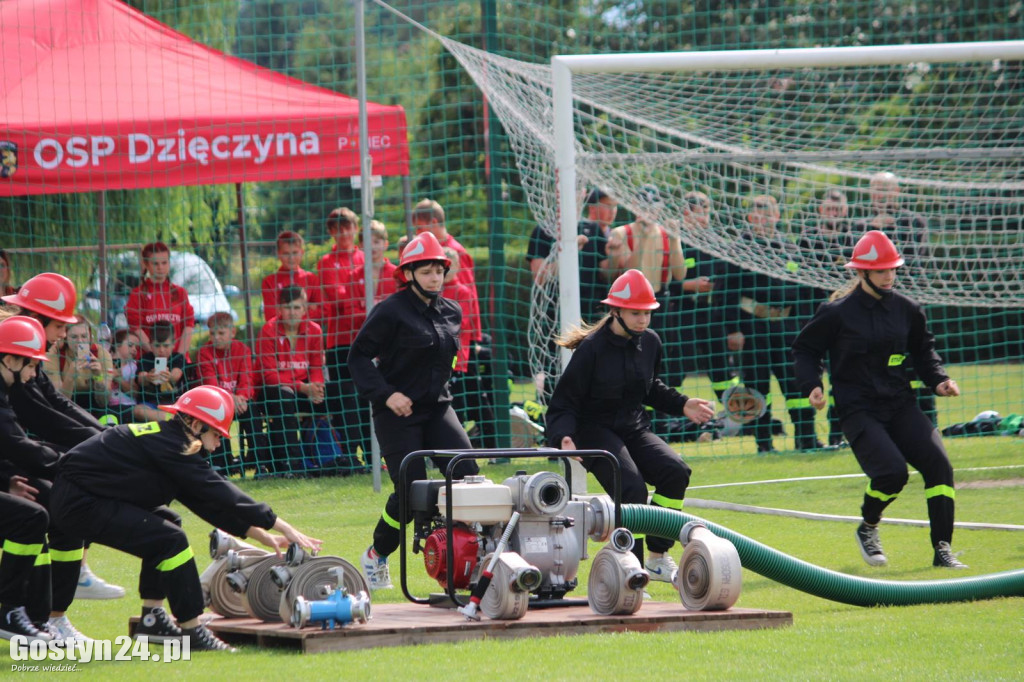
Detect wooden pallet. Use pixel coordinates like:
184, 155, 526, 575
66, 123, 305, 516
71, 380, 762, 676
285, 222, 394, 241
132, 602, 791, 654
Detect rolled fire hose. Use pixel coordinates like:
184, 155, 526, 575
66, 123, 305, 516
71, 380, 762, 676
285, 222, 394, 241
622, 504, 1024, 607
277, 556, 370, 625
673, 521, 742, 611
209, 528, 262, 559
199, 557, 225, 608
241, 555, 288, 622
587, 528, 649, 616
210, 548, 270, 618
479, 552, 540, 620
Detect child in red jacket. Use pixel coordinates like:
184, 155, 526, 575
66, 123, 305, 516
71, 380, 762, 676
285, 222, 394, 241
254, 286, 325, 476
125, 242, 194, 356
325, 220, 396, 463
442, 248, 497, 450
197, 313, 255, 475
261, 231, 321, 324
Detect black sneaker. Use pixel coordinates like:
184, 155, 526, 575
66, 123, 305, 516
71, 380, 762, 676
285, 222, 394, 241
933, 541, 968, 569
135, 606, 182, 643
0, 606, 52, 642
182, 624, 235, 652
855, 522, 888, 566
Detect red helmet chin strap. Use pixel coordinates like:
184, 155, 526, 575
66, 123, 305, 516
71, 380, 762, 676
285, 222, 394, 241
612, 311, 642, 338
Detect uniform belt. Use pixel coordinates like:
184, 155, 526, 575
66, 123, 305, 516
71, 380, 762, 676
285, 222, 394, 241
740, 296, 791, 321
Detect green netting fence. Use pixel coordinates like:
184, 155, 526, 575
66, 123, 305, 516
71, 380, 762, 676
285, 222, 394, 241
1, 0, 1021, 476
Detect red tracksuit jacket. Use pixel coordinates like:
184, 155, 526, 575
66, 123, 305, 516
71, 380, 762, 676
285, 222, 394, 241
255, 318, 325, 390
261, 267, 322, 324
197, 340, 255, 400
125, 279, 194, 344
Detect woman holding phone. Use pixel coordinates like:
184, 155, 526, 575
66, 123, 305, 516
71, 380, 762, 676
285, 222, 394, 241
57, 321, 114, 420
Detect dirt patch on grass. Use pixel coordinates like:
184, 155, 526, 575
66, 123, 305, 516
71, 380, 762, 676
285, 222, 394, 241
957, 478, 1024, 489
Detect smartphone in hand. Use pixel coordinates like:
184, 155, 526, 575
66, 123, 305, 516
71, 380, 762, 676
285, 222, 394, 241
153, 357, 168, 373
77, 342, 90, 359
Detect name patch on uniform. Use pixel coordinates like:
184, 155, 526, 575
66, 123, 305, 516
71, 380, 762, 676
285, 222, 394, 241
127, 421, 162, 436
887, 354, 906, 367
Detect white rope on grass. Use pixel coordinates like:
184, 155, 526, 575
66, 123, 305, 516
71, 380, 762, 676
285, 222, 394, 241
688, 464, 1024, 490
684, 498, 1024, 532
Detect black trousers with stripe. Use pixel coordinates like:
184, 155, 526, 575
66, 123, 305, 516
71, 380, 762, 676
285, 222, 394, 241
842, 399, 956, 547
50, 478, 204, 623
24, 478, 82, 616
0, 493, 50, 617
740, 316, 817, 449
576, 424, 691, 557
370, 402, 479, 557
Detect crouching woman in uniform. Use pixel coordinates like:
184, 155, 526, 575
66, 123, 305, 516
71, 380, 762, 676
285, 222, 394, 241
546, 269, 716, 581
49, 385, 322, 651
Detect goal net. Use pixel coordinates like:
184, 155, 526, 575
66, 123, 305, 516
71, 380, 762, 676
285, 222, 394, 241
441, 39, 1024, 399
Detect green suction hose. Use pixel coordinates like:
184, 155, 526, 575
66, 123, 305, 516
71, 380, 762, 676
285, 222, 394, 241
622, 504, 1024, 607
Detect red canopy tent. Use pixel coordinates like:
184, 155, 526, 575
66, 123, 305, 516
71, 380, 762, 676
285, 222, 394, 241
0, 0, 408, 194
0, 0, 409, 330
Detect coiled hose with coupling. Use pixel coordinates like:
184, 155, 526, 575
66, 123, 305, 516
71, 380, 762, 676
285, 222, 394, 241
621, 504, 1024, 607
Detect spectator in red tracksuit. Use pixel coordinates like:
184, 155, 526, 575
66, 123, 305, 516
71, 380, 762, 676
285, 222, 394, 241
2, 275, 125, 610
197, 312, 255, 475
442, 247, 496, 450
546, 270, 715, 580
125, 242, 195, 356
401, 199, 483, 344
326, 220, 396, 463
255, 286, 325, 475
261, 231, 322, 324
50, 385, 322, 652
318, 207, 364, 369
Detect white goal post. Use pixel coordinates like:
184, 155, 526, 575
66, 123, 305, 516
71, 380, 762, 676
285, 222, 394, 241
552, 40, 1024, 370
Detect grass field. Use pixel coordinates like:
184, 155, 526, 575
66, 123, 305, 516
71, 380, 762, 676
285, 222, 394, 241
3, 440, 1021, 679
3, 365, 1022, 680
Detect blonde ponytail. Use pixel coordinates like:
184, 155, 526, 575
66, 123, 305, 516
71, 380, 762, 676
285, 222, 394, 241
556, 314, 612, 350
829, 276, 862, 302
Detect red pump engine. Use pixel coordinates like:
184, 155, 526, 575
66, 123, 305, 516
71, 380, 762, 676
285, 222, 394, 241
423, 524, 479, 589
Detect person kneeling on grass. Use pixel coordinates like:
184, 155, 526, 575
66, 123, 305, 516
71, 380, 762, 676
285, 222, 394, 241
49, 385, 322, 652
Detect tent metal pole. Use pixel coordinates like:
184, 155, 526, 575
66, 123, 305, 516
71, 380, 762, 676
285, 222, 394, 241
403, 175, 414, 240
98, 191, 108, 325
236, 183, 254, 342
355, 0, 382, 493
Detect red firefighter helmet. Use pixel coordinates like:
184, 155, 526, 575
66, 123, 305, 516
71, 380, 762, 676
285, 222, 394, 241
845, 230, 905, 270
159, 385, 235, 437
0, 316, 50, 361
600, 269, 660, 310
2, 272, 78, 323
394, 231, 451, 283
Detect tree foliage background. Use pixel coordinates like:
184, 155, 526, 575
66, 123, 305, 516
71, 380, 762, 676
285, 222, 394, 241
1, 0, 1020, 361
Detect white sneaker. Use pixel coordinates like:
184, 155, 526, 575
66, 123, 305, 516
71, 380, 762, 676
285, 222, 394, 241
46, 615, 93, 644
76, 564, 126, 600
645, 555, 679, 583
360, 546, 393, 590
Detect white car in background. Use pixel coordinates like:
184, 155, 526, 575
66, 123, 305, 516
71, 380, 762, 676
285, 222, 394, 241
84, 250, 238, 329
